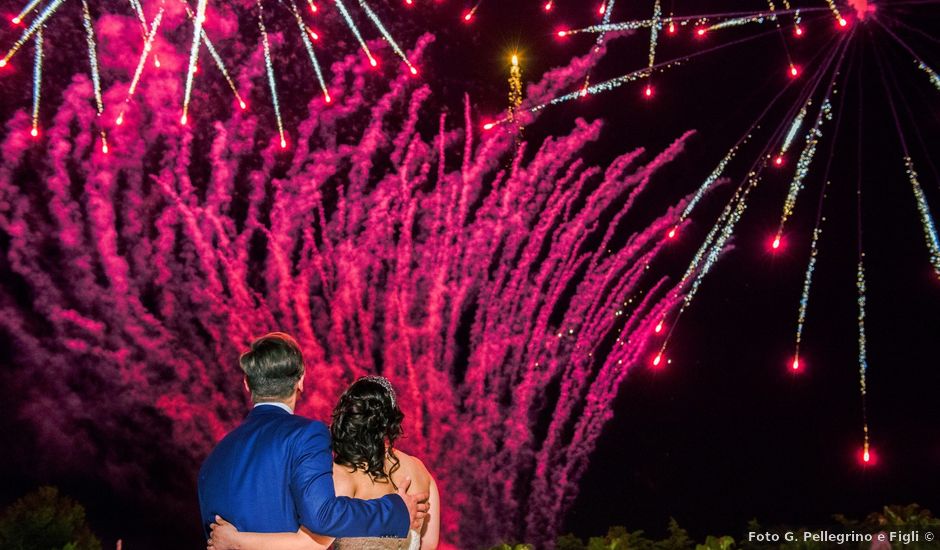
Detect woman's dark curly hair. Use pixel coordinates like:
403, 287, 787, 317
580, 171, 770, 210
331, 377, 404, 487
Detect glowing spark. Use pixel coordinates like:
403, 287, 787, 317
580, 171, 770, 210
2, 0, 66, 67
776, 98, 832, 236
357, 0, 418, 75
118, 6, 165, 125
789, 64, 799, 77
794, 25, 803, 36
771, 236, 781, 250
652, 353, 662, 366
654, 320, 664, 333
181, 0, 208, 125
696, 27, 706, 37
30, 27, 42, 138
791, 357, 800, 371
307, 0, 318, 12
333, 0, 377, 65
644, 85, 652, 98
774, 156, 784, 166
904, 157, 940, 278
289, 0, 330, 103
258, 1, 287, 149
667, 20, 675, 34
667, 228, 677, 239
544, 1, 552, 11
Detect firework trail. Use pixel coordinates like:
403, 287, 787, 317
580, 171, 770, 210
0, 31, 696, 546
181, 0, 208, 125
257, 1, 287, 148
333, 0, 377, 66
1, 0, 65, 66
289, 0, 331, 102
80, 0, 108, 153
30, 28, 42, 138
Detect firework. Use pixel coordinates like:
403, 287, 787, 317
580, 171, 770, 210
289, 0, 331, 102
117, 6, 166, 126
180, 0, 208, 125
258, 1, 287, 148
0, 34, 697, 546
334, 0, 377, 66
1, 0, 66, 67
30, 28, 42, 138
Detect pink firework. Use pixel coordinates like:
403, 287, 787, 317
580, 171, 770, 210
0, 30, 696, 547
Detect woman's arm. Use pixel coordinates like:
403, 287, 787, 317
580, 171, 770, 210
207, 516, 333, 550
419, 476, 440, 550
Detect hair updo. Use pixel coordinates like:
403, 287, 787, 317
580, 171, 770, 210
331, 377, 404, 487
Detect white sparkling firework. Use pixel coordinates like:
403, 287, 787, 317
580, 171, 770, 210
258, 2, 287, 148
916, 61, 940, 91
680, 145, 738, 222
12, 0, 44, 24
357, 0, 417, 74
560, 20, 656, 36
705, 13, 776, 32
181, 0, 208, 125
647, 0, 661, 71
904, 157, 940, 278
333, 0, 377, 66
81, 0, 108, 152
856, 258, 871, 458
779, 101, 809, 156
1, 0, 66, 67
289, 0, 331, 102
30, 28, 42, 137
776, 98, 832, 237
118, 6, 165, 125
179, 1, 246, 109
793, 206, 826, 363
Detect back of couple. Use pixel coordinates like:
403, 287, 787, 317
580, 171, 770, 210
198, 332, 440, 550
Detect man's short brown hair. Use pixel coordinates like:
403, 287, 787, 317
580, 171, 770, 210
239, 332, 304, 401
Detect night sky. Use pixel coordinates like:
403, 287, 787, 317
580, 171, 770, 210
1, 0, 939, 547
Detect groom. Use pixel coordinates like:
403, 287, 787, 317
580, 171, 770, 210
198, 332, 428, 539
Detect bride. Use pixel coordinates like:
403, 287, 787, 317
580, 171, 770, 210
207, 376, 440, 550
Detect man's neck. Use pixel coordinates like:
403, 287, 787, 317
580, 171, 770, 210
253, 400, 294, 414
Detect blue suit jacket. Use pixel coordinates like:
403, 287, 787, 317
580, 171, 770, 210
198, 405, 408, 538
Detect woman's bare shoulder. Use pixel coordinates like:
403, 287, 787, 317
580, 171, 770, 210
332, 461, 357, 496
392, 449, 432, 487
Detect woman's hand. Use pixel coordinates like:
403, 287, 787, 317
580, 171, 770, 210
207, 515, 242, 550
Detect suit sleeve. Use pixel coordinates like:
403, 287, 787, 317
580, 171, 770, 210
289, 421, 410, 538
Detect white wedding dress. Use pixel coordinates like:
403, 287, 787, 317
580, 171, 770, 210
331, 529, 421, 550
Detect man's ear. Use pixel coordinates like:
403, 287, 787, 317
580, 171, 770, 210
297, 373, 305, 394
243, 376, 251, 395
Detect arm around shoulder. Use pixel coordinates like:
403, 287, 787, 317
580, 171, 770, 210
290, 420, 410, 538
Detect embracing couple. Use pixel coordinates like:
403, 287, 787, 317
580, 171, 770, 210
198, 332, 440, 549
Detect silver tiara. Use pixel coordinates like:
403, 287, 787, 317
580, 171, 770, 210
361, 375, 397, 407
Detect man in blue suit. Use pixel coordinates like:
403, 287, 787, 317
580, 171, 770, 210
198, 332, 428, 540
